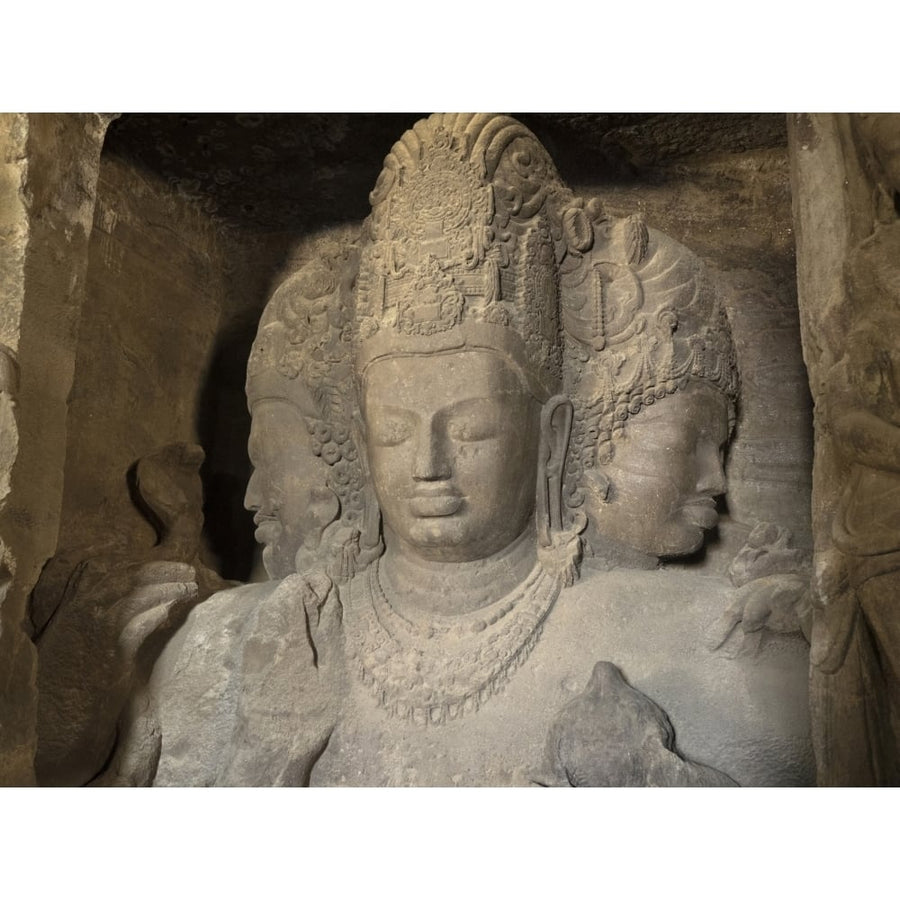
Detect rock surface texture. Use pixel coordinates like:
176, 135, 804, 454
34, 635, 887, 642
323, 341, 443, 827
790, 113, 900, 785
5, 114, 831, 787
0, 114, 110, 784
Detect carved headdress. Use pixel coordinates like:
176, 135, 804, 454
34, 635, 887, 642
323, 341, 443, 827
354, 113, 572, 400
560, 214, 739, 498
246, 229, 365, 532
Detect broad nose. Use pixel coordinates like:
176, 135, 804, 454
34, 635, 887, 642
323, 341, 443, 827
696, 443, 727, 496
244, 469, 263, 511
412, 419, 451, 482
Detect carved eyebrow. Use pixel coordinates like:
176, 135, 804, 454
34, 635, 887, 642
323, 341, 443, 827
441, 396, 505, 417
368, 405, 418, 422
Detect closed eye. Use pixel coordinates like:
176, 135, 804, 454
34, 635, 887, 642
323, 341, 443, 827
368, 407, 416, 446
444, 398, 503, 442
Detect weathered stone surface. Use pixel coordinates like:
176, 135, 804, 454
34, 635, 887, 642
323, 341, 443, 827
0, 114, 109, 785
109, 114, 813, 787
14, 114, 821, 787
54, 153, 228, 567
145, 575, 341, 787
569, 138, 812, 567
790, 113, 900, 785
33, 443, 228, 786
537, 661, 738, 787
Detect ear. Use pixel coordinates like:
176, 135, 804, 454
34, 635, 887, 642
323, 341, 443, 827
536, 394, 573, 548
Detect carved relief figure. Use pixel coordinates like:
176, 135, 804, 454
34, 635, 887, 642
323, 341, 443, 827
243, 231, 369, 581
810, 113, 900, 785
32, 442, 220, 785
321, 114, 581, 743
137, 234, 378, 786
307, 115, 812, 786
560, 215, 738, 568
55, 114, 814, 787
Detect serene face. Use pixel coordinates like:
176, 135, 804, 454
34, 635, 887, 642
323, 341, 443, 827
586, 381, 731, 559
362, 350, 542, 563
243, 399, 338, 579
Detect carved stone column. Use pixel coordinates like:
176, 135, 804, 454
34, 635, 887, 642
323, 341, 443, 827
790, 113, 900, 785
0, 113, 111, 784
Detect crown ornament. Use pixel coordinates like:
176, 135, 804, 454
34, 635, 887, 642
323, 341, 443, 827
560, 214, 739, 502
354, 114, 573, 401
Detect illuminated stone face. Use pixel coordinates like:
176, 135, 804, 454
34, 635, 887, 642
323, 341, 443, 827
585, 381, 731, 559
363, 350, 542, 563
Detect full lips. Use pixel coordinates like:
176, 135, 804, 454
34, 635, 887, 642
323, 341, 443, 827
681, 499, 719, 529
254, 518, 282, 541
409, 494, 463, 517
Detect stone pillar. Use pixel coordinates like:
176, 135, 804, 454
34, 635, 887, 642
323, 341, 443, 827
790, 113, 900, 784
0, 113, 111, 784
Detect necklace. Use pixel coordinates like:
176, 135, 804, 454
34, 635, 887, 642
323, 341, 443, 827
344, 557, 562, 726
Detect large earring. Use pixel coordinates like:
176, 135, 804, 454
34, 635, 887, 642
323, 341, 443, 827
351, 412, 384, 567
536, 395, 586, 586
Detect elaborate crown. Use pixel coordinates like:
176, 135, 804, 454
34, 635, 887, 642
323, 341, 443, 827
560, 213, 739, 492
246, 228, 365, 526
354, 114, 572, 401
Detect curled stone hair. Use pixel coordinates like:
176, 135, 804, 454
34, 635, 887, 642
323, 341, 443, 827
558, 211, 740, 510
246, 230, 366, 545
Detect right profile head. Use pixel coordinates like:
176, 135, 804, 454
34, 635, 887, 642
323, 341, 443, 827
560, 221, 739, 563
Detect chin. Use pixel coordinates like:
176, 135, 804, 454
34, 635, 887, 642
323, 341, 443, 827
408, 518, 465, 548
263, 544, 294, 580
657, 526, 706, 559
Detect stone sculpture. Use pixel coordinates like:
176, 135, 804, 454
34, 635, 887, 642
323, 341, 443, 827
708, 522, 812, 656
243, 229, 368, 581
807, 114, 900, 785
47, 114, 814, 787
131, 231, 380, 786
307, 114, 812, 786
32, 442, 222, 785
560, 214, 738, 568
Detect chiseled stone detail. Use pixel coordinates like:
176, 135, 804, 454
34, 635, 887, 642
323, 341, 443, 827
32, 114, 818, 788
791, 113, 900, 785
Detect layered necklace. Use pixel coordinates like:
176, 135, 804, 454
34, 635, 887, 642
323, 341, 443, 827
344, 555, 562, 726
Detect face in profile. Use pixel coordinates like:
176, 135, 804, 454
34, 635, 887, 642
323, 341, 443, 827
585, 380, 731, 559
244, 400, 338, 579
362, 350, 542, 563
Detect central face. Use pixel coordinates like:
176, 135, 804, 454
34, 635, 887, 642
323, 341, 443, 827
244, 400, 337, 579
585, 380, 731, 559
363, 350, 542, 563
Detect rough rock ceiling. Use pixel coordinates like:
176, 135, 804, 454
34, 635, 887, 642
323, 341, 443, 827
104, 113, 788, 231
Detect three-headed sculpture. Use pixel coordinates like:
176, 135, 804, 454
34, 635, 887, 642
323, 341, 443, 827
96, 114, 814, 787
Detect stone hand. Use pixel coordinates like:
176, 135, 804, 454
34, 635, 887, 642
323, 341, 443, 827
35, 559, 199, 786
536, 661, 737, 787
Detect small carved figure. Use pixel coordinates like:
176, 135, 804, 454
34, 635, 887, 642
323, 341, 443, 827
708, 522, 812, 656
